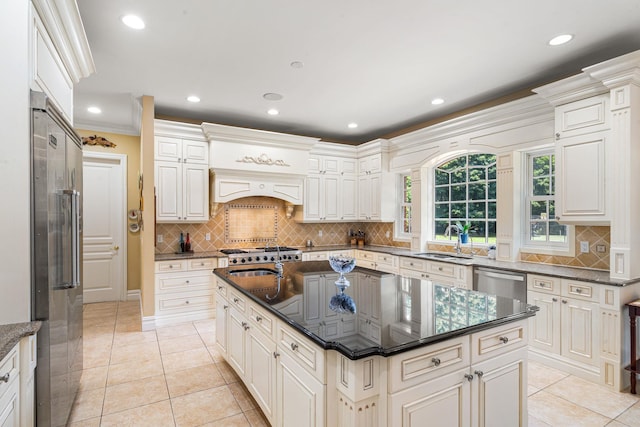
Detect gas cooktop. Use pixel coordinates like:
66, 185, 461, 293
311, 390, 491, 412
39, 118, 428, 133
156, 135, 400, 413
220, 246, 302, 264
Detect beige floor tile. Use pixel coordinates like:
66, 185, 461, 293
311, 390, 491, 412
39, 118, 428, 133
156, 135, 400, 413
107, 357, 165, 386
528, 384, 541, 397
207, 345, 226, 363
157, 323, 199, 340
171, 386, 242, 427
83, 344, 112, 369
112, 330, 158, 347
217, 361, 241, 384
608, 420, 632, 427
84, 324, 116, 339
79, 365, 109, 391
243, 408, 270, 427
109, 340, 161, 365
103, 375, 169, 415
162, 347, 213, 373
159, 334, 206, 355
83, 316, 116, 328
615, 400, 640, 425
84, 302, 118, 314
228, 382, 257, 411
68, 387, 105, 423
528, 390, 611, 427
194, 319, 217, 332
545, 375, 638, 419
199, 330, 217, 346
527, 414, 552, 427
200, 413, 251, 427
115, 320, 143, 333
527, 361, 569, 390
165, 363, 226, 398
66, 416, 102, 426
100, 399, 175, 427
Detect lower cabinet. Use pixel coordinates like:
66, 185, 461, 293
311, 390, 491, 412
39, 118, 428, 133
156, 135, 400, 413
276, 350, 325, 427
0, 335, 37, 427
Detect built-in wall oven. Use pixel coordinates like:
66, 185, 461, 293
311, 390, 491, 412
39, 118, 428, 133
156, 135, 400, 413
474, 267, 527, 303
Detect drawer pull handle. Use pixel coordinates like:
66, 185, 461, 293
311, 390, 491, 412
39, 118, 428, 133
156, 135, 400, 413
0, 373, 9, 383
233, 298, 239, 303
218, 286, 224, 290
200, 262, 205, 266
242, 322, 249, 330
499, 336, 509, 344
552, 297, 558, 302
438, 267, 443, 271
185, 300, 189, 304
464, 373, 474, 382
474, 370, 484, 378
273, 352, 280, 359
256, 316, 262, 322
223, 305, 228, 310
539, 283, 546, 287
562, 299, 568, 304
169, 265, 173, 269
431, 357, 441, 367
291, 342, 299, 351
575, 288, 583, 293
185, 280, 190, 284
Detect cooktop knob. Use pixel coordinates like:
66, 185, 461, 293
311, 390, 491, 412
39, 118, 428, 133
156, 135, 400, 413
247, 256, 253, 262
263, 256, 268, 261
232, 259, 238, 264
241, 258, 246, 263
270, 256, 275, 261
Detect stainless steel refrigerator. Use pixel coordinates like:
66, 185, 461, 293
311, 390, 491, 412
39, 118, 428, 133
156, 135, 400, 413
31, 91, 83, 427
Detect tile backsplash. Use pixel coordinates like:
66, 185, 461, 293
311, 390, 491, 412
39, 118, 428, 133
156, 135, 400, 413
155, 196, 411, 253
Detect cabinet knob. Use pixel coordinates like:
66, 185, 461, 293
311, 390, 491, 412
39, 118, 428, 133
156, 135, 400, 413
555, 132, 561, 140
474, 370, 484, 378
233, 298, 239, 303
169, 265, 173, 269
0, 373, 9, 383
223, 305, 228, 310
576, 288, 583, 294
552, 297, 558, 302
562, 299, 568, 304
539, 283, 545, 287
499, 336, 509, 344
431, 357, 441, 367
464, 373, 474, 382
273, 352, 280, 359
218, 286, 224, 290
185, 280, 190, 284
290, 342, 299, 351
185, 300, 189, 304
256, 316, 262, 322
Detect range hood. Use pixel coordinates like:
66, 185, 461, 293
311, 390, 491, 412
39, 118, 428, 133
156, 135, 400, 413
202, 123, 319, 209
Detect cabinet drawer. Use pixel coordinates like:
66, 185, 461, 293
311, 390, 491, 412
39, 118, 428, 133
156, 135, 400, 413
228, 290, 246, 312
562, 279, 597, 302
304, 252, 328, 261
399, 257, 427, 271
388, 335, 469, 393
471, 320, 527, 363
278, 325, 325, 382
156, 273, 212, 293
555, 95, 609, 137
427, 261, 455, 278
329, 250, 354, 258
528, 274, 560, 294
248, 302, 276, 339
155, 260, 187, 273
188, 258, 217, 271
215, 280, 228, 298
0, 346, 19, 400
156, 291, 215, 315
356, 250, 375, 261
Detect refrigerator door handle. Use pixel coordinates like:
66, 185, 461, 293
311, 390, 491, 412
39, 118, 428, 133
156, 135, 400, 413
55, 189, 80, 290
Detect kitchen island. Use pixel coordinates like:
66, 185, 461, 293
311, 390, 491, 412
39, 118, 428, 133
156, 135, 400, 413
213, 261, 537, 427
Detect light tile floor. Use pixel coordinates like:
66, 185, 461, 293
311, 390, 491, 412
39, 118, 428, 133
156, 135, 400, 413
72, 301, 640, 426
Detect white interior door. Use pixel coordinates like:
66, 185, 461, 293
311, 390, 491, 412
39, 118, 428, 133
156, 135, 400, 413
82, 152, 127, 302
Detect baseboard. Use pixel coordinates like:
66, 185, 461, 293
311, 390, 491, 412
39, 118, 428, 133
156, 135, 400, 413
528, 348, 600, 384
141, 310, 215, 330
126, 290, 141, 301
141, 315, 156, 331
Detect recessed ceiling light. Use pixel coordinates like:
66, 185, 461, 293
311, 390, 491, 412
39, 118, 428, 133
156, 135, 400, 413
186, 95, 200, 103
347, 123, 358, 129
87, 106, 102, 114
290, 61, 304, 69
263, 93, 283, 101
267, 109, 279, 116
121, 14, 145, 30
431, 98, 445, 105
548, 34, 573, 46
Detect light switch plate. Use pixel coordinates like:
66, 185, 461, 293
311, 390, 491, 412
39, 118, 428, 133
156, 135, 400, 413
596, 244, 606, 253
157, 234, 163, 243
205, 233, 211, 241
580, 241, 589, 253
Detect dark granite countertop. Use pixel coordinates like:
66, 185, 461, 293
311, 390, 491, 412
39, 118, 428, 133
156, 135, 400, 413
0, 321, 41, 361
154, 251, 227, 262
214, 261, 536, 360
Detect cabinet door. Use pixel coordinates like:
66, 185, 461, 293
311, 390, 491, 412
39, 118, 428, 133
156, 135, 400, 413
182, 139, 208, 164
555, 132, 608, 223
389, 369, 470, 427
155, 160, 182, 221
527, 291, 561, 354
304, 176, 322, 221
369, 174, 382, 220
155, 136, 182, 162
215, 298, 229, 356
472, 347, 527, 427
247, 328, 276, 423
228, 307, 247, 378
0, 380, 19, 427
276, 350, 325, 427
340, 175, 358, 220
358, 175, 371, 220
183, 163, 209, 221
303, 275, 322, 323
322, 175, 340, 221
561, 298, 599, 367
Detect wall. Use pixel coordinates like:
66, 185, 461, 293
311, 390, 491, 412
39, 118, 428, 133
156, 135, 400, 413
77, 129, 142, 291
140, 96, 156, 316
0, 1, 30, 324
155, 196, 410, 253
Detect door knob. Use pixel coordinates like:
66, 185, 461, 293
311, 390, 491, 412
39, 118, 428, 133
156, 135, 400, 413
113, 245, 120, 250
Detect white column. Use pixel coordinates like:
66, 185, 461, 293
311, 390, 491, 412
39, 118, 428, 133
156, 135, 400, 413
496, 153, 522, 261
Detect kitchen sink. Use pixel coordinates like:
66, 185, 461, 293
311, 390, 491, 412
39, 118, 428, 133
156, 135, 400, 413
413, 252, 473, 261
228, 268, 279, 277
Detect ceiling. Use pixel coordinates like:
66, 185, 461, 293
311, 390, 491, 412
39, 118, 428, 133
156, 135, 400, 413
74, 0, 640, 144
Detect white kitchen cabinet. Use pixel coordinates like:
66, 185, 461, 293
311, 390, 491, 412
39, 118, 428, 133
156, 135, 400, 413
0, 335, 37, 427
304, 174, 340, 221
215, 297, 229, 356
155, 136, 209, 223
154, 258, 218, 327
398, 256, 471, 289
246, 326, 277, 423
357, 150, 395, 222
554, 95, 610, 225
228, 306, 248, 378
276, 350, 325, 427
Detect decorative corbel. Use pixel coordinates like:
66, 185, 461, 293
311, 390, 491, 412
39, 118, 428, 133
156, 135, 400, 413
210, 202, 221, 219
284, 203, 295, 219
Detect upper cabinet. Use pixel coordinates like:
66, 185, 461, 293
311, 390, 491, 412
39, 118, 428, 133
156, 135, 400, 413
554, 95, 611, 224
357, 141, 395, 221
154, 122, 210, 223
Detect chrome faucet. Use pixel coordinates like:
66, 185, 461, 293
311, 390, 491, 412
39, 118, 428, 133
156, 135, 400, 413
445, 225, 462, 255
266, 240, 284, 278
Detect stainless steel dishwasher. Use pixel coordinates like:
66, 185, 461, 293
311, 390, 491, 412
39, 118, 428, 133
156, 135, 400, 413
474, 267, 527, 302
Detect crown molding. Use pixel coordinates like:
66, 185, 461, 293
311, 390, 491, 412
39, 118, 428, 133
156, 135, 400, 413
201, 122, 319, 151
154, 119, 206, 141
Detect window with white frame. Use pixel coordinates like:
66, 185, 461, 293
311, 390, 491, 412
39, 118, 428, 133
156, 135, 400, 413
396, 173, 412, 239
433, 154, 497, 244
525, 151, 568, 246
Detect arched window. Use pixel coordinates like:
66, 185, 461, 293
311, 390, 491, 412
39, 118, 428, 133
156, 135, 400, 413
434, 153, 497, 244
